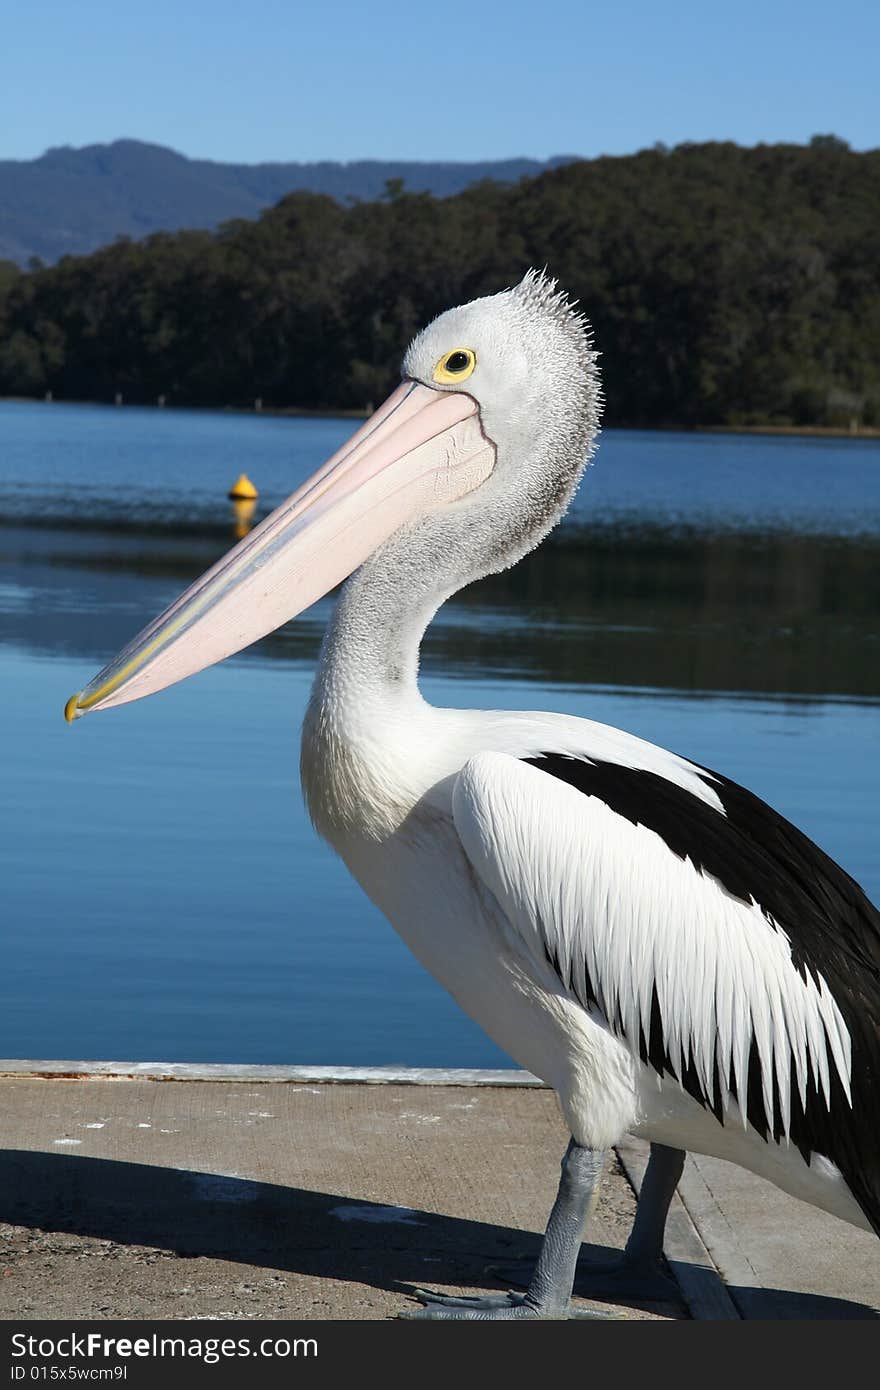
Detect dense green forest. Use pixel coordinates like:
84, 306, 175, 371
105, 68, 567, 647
1, 137, 878, 428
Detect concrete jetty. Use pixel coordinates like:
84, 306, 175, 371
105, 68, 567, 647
0, 1063, 877, 1320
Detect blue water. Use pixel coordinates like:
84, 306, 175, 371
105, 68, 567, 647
1, 402, 879, 1066
5, 399, 880, 536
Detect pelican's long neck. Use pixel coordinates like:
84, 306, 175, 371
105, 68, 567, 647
300, 516, 471, 840
316, 547, 448, 713
312, 420, 583, 726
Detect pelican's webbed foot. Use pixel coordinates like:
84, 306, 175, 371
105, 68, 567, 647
399, 1140, 610, 1321
401, 1288, 612, 1319
402, 1290, 544, 1320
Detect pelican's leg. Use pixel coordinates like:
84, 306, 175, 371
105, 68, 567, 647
403, 1140, 609, 1320
617, 1143, 684, 1270
571, 1142, 684, 1300
487, 1143, 685, 1302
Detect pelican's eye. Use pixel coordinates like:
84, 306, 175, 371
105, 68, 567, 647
433, 347, 477, 385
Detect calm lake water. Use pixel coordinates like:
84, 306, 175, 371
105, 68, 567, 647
2, 400, 879, 1066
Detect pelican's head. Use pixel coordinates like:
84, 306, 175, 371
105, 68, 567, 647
404, 268, 599, 468
65, 270, 601, 722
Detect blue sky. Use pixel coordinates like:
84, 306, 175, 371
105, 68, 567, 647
3, 0, 878, 164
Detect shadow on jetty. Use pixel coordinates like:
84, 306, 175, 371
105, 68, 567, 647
1, 1150, 876, 1319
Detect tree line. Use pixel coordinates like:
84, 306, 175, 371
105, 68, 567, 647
1, 136, 878, 428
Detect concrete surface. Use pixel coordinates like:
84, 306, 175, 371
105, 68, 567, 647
0, 1073, 683, 1321
678, 1151, 880, 1319
1, 1066, 877, 1321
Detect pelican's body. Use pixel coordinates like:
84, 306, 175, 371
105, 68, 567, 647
302, 623, 870, 1234
67, 271, 879, 1316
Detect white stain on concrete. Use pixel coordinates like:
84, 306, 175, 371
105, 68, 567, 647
190, 1172, 257, 1204
399, 1112, 442, 1125
53, 1138, 82, 1146
330, 1204, 422, 1226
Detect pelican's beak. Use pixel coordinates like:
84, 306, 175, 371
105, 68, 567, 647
64, 382, 495, 721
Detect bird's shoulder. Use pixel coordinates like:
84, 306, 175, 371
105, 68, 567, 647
453, 719, 880, 981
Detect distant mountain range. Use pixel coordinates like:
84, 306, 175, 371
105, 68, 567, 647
0, 140, 579, 266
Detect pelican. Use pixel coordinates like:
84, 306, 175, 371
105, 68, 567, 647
65, 271, 880, 1319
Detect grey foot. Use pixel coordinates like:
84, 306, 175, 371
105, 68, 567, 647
488, 1253, 679, 1303
400, 1140, 612, 1321
400, 1288, 611, 1320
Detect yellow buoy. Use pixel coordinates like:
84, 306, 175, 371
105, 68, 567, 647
228, 472, 258, 500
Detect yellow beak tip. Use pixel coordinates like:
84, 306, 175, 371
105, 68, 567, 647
64, 694, 81, 724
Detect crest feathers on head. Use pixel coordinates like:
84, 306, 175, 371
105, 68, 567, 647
511, 268, 596, 356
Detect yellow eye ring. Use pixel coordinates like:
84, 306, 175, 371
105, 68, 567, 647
433, 347, 477, 385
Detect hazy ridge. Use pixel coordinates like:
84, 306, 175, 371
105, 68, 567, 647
0, 139, 577, 266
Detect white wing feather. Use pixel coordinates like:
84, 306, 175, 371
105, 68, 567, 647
452, 751, 852, 1133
